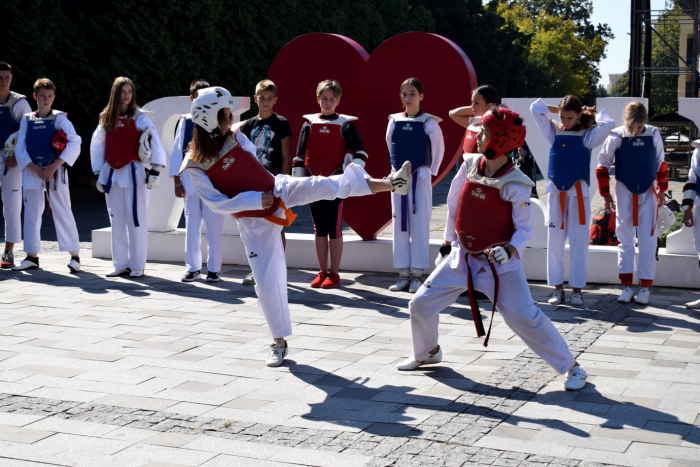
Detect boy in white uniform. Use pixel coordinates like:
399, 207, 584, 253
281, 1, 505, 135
398, 107, 587, 391
170, 79, 223, 282
12, 78, 82, 272
90, 77, 166, 277
183, 87, 411, 367
0, 62, 31, 269
682, 144, 700, 309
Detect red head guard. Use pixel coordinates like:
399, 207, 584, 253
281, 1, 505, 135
480, 108, 526, 160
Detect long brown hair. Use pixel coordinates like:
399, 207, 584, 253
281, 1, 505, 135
558, 95, 596, 130
99, 77, 138, 132
190, 108, 230, 163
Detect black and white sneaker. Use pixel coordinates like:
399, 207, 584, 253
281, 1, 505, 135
205, 271, 221, 282
181, 270, 201, 282
388, 161, 412, 195
12, 256, 39, 271
67, 256, 81, 273
1, 251, 14, 269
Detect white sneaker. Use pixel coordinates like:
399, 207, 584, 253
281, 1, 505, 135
106, 268, 130, 277
635, 287, 650, 305
618, 286, 635, 303
564, 365, 588, 391
266, 341, 288, 367
685, 298, 700, 309
396, 346, 443, 371
242, 272, 255, 286
11, 257, 40, 271
571, 291, 584, 306
408, 277, 422, 294
129, 269, 144, 278
389, 276, 410, 292
547, 289, 565, 305
67, 259, 81, 273
389, 161, 412, 195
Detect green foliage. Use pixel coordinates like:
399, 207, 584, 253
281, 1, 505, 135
489, 0, 612, 102
659, 211, 684, 248
2, 0, 610, 183
609, 70, 630, 97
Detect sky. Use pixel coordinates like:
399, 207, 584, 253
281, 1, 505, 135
592, 0, 668, 87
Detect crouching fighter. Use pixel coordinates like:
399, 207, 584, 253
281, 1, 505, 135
181, 87, 411, 367
396, 106, 588, 391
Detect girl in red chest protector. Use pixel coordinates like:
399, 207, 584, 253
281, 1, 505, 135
182, 87, 411, 367
398, 106, 588, 391
449, 85, 500, 157
90, 77, 166, 278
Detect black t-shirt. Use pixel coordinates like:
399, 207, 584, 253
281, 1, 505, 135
239, 113, 292, 175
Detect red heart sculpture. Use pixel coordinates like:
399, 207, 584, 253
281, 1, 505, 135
268, 32, 477, 240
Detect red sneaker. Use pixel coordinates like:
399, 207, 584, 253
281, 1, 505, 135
321, 272, 341, 289
310, 271, 327, 288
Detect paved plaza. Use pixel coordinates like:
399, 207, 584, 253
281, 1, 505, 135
0, 240, 699, 467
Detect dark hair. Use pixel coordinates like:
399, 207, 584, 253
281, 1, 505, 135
190, 108, 229, 163
190, 79, 210, 96
34, 78, 56, 93
400, 77, 424, 95
558, 95, 596, 129
0, 62, 11, 73
472, 85, 500, 106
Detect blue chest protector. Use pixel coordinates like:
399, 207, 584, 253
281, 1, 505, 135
25, 114, 58, 167
0, 99, 23, 144
615, 132, 657, 194
390, 112, 432, 173
548, 129, 591, 191
181, 116, 194, 151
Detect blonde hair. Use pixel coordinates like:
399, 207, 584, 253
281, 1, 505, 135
255, 79, 277, 97
623, 102, 648, 125
99, 77, 138, 132
316, 79, 342, 98
34, 78, 56, 93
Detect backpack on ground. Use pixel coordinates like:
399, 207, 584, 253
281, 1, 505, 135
589, 208, 619, 246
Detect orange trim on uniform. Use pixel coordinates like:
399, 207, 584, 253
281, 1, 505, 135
559, 191, 566, 229
574, 181, 585, 225
264, 200, 297, 227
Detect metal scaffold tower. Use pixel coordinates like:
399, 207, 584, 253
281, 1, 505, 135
629, 0, 700, 98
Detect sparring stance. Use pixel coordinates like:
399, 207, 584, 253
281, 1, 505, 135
293, 79, 369, 289
12, 79, 82, 272
170, 79, 224, 283
531, 96, 614, 306
597, 102, 667, 305
398, 106, 587, 391
449, 85, 500, 157
386, 78, 445, 292
0, 62, 31, 269
238, 79, 293, 286
682, 141, 700, 309
90, 77, 166, 277
183, 87, 411, 367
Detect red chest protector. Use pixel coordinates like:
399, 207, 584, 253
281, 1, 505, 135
206, 144, 279, 219
456, 157, 521, 253
186, 135, 296, 226
462, 119, 480, 154
105, 117, 140, 169
303, 113, 356, 176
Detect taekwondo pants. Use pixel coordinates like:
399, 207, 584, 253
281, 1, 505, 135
23, 180, 80, 254
106, 183, 149, 271
184, 192, 224, 273
616, 184, 657, 282
238, 164, 373, 338
409, 254, 575, 375
1, 163, 22, 244
547, 190, 591, 288
391, 171, 432, 270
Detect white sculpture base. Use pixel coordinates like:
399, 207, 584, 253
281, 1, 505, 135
91, 228, 700, 288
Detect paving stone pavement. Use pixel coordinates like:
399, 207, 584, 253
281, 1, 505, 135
0, 241, 699, 467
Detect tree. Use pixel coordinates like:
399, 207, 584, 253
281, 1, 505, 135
488, 0, 612, 101
609, 70, 630, 97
